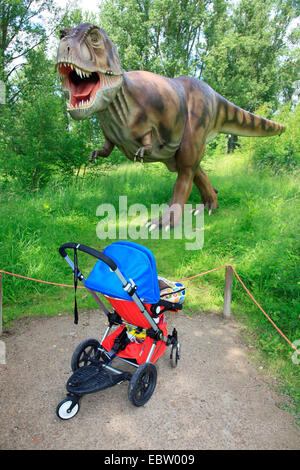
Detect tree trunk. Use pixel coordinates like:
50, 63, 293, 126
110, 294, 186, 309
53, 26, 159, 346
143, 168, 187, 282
227, 135, 240, 153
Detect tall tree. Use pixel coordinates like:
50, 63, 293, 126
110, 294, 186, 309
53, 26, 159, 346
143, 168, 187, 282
202, 0, 299, 112
0, 45, 93, 189
98, 0, 298, 109
99, 0, 230, 77
0, 0, 61, 85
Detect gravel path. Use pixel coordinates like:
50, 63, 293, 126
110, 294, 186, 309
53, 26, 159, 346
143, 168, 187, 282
0, 310, 299, 450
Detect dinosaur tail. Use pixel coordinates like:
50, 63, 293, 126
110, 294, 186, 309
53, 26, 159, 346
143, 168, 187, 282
216, 95, 286, 137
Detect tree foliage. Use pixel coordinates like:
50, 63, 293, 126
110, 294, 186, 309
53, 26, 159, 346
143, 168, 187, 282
203, 0, 300, 111
99, 0, 299, 111
99, 0, 230, 77
0, 45, 96, 189
245, 103, 300, 174
0, 0, 299, 190
0, 0, 61, 83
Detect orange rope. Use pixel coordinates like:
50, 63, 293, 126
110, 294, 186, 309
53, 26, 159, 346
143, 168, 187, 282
179, 264, 299, 355
178, 265, 227, 281
0, 265, 299, 355
0, 270, 84, 289
229, 265, 299, 354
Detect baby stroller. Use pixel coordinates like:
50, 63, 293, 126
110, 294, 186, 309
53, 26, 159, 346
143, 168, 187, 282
56, 241, 185, 420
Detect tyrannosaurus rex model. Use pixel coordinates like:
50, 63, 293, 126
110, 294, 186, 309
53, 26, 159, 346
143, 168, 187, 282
56, 23, 285, 229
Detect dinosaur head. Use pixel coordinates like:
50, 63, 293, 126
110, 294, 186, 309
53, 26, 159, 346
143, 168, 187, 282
56, 23, 123, 120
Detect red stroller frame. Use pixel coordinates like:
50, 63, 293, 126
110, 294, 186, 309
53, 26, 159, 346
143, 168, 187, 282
56, 242, 181, 420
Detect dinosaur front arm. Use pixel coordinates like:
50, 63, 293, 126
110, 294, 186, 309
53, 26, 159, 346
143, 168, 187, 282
89, 138, 114, 163
134, 132, 152, 162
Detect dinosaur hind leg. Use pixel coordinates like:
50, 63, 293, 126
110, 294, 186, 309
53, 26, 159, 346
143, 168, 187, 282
146, 167, 195, 230
193, 166, 218, 213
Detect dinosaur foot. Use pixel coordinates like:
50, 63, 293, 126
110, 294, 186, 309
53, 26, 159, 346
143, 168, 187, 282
200, 192, 218, 215
192, 205, 217, 216
190, 199, 218, 216
204, 201, 218, 216
145, 204, 183, 232
190, 207, 202, 216
145, 219, 172, 232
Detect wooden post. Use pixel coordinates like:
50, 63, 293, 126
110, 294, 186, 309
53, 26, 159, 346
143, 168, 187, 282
0, 273, 2, 335
223, 266, 233, 319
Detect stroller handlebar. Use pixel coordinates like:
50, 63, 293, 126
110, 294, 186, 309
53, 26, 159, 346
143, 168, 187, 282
59, 243, 118, 271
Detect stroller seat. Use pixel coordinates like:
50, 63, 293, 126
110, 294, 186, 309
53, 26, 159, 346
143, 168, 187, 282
84, 241, 184, 364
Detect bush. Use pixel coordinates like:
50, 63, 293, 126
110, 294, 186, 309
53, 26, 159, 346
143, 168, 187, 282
245, 103, 300, 174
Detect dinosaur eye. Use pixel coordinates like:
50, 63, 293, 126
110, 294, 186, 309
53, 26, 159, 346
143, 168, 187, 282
90, 32, 98, 42
59, 29, 69, 39
90, 31, 103, 48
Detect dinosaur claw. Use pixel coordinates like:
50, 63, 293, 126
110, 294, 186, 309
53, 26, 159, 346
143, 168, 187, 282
149, 223, 157, 232
208, 209, 212, 216
190, 208, 200, 216
165, 225, 170, 232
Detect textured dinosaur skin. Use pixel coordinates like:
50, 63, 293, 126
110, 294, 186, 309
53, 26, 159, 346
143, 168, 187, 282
56, 23, 286, 229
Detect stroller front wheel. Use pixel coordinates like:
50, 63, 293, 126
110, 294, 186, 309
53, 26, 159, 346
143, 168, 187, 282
128, 363, 157, 407
56, 396, 80, 420
170, 342, 180, 368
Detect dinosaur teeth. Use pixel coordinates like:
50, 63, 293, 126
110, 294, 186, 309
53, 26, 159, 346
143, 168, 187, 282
58, 62, 93, 77
58, 61, 117, 82
73, 67, 92, 78
68, 95, 95, 110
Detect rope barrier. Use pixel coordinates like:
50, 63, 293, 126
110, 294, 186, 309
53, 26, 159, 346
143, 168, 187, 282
179, 265, 299, 355
0, 266, 299, 355
0, 269, 84, 289
178, 265, 228, 281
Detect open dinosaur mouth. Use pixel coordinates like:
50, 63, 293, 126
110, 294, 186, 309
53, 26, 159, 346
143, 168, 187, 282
57, 62, 120, 110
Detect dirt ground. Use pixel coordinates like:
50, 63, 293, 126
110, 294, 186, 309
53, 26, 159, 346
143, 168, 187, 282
0, 310, 299, 450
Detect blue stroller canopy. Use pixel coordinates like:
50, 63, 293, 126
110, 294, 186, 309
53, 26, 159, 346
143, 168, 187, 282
85, 241, 161, 303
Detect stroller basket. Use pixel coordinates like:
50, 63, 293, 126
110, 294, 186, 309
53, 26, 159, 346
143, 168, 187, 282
56, 241, 184, 420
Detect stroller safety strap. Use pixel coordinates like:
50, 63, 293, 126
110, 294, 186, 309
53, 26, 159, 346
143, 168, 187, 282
73, 247, 79, 324
59, 243, 117, 323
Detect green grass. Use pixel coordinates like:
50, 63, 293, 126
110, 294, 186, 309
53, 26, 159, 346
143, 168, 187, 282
1, 150, 299, 415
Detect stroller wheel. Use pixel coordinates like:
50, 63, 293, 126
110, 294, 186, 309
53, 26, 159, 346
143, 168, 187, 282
128, 363, 157, 407
71, 338, 100, 371
170, 342, 180, 368
56, 396, 80, 420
